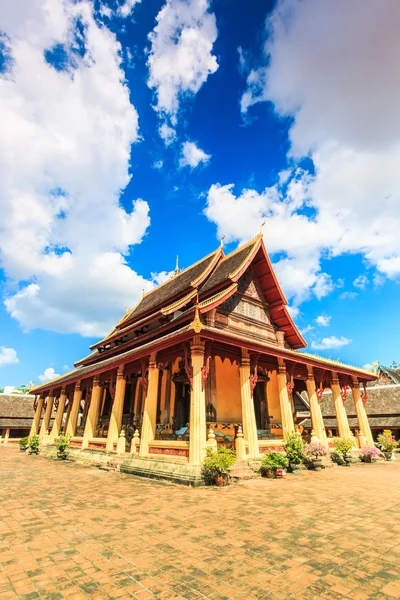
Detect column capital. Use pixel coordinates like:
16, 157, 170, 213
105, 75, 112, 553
117, 364, 125, 380
74, 381, 81, 392
92, 376, 100, 387
191, 335, 205, 358
48, 391, 54, 399
306, 365, 314, 380
331, 371, 340, 386
60, 387, 66, 395
351, 376, 359, 388
278, 357, 286, 375
240, 348, 250, 368
148, 352, 158, 370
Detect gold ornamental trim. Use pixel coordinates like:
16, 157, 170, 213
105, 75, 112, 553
160, 289, 198, 315
199, 283, 237, 310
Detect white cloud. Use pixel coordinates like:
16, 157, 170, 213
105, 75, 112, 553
38, 367, 60, 383
179, 141, 211, 169
300, 325, 314, 335
315, 315, 331, 327
353, 275, 368, 289
0, 0, 159, 337
4, 386, 16, 394
311, 336, 352, 350
147, 0, 218, 141
0, 347, 19, 367
286, 305, 300, 319
152, 160, 164, 170
363, 363, 373, 371
339, 291, 358, 300
205, 0, 400, 303
159, 123, 177, 146
118, 0, 142, 17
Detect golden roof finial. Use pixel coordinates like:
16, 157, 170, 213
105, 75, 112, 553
175, 255, 179, 276
29, 381, 34, 391
371, 360, 379, 374
125, 305, 129, 313
142, 288, 145, 298
220, 233, 226, 248
259, 217, 266, 237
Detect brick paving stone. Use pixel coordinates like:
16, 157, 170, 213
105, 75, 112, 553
1, 447, 400, 599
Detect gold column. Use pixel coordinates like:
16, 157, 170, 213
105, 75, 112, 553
39, 393, 54, 439
277, 358, 295, 436
331, 372, 351, 438
351, 377, 374, 446
49, 388, 67, 442
66, 382, 82, 437
189, 338, 207, 465
139, 354, 160, 457
29, 396, 44, 437
82, 377, 102, 449
106, 366, 126, 452
306, 367, 327, 446
239, 349, 259, 459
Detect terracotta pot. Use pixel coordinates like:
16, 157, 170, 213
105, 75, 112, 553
312, 457, 323, 471
362, 455, 372, 463
276, 468, 286, 478
289, 463, 300, 474
383, 451, 393, 461
215, 475, 228, 487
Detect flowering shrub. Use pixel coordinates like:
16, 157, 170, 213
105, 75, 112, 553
305, 442, 328, 458
56, 434, 71, 460
28, 434, 40, 455
360, 446, 381, 458
332, 437, 355, 455
283, 433, 306, 464
202, 446, 236, 484
377, 431, 398, 453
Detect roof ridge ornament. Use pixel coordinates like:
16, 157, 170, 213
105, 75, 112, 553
175, 255, 179, 276
220, 234, 225, 248
190, 293, 203, 333
258, 217, 266, 238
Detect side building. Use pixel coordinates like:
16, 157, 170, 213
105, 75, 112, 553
28, 233, 376, 484
0, 394, 36, 443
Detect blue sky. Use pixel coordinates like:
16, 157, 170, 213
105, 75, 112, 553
0, 0, 399, 387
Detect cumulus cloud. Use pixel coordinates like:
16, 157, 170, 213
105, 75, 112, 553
38, 367, 61, 383
118, 0, 142, 18
206, 0, 400, 305
339, 291, 358, 300
311, 336, 352, 351
152, 160, 164, 170
0, 0, 158, 337
147, 0, 218, 141
0, 347, 19, 367
353, 275, 368, 289
179, 141, 211, 169
316, 315, 331, 327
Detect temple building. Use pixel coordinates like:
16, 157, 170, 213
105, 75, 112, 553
29, 233, 376, 484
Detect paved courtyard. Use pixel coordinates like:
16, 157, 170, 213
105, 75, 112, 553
1, 448, 400, 600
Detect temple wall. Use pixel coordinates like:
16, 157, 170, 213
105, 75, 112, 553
215, 357, 241, 422
266, 370, 282, 426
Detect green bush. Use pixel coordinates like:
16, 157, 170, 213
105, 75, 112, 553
332, 437, 355, 456
261, 450, 288, 473
19, 437, 29, 451
56, 434, 71, 460
283, 433, 305, 464
377, 431, 398, 453
202, 446, 236, 484
28, 434, 40, 454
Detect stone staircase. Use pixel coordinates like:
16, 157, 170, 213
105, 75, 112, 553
229, 460, 259, 482
99, 456, 125, 472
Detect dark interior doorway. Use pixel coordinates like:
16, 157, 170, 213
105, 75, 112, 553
253, 381, 270, 431
173, 381, 190, 430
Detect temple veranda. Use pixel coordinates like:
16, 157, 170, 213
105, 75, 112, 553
29, 234, 376, 485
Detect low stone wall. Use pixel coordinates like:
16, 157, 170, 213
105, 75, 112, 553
120, 456, 203, 486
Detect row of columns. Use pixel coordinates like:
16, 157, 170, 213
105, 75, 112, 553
29, 342, 374, 462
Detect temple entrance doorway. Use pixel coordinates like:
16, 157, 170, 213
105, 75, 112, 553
173, 381, 190, 430
253, 380, 270, 432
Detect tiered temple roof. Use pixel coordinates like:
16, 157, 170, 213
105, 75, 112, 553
31, 235, 375, 394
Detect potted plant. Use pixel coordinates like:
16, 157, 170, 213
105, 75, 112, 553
332, 437, 355, 466
283, 433, 305, 474
260, 451, 288, 478
57, 433, 71, 460
360, 446, 381, 463
377, 430, 398, 461
304, 442, 328, 470
28, 434, 40, 455
19, 437, 29, 452
202, 446, 236, 486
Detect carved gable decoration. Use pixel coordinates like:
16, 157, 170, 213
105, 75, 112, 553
219, 270, 270, 325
